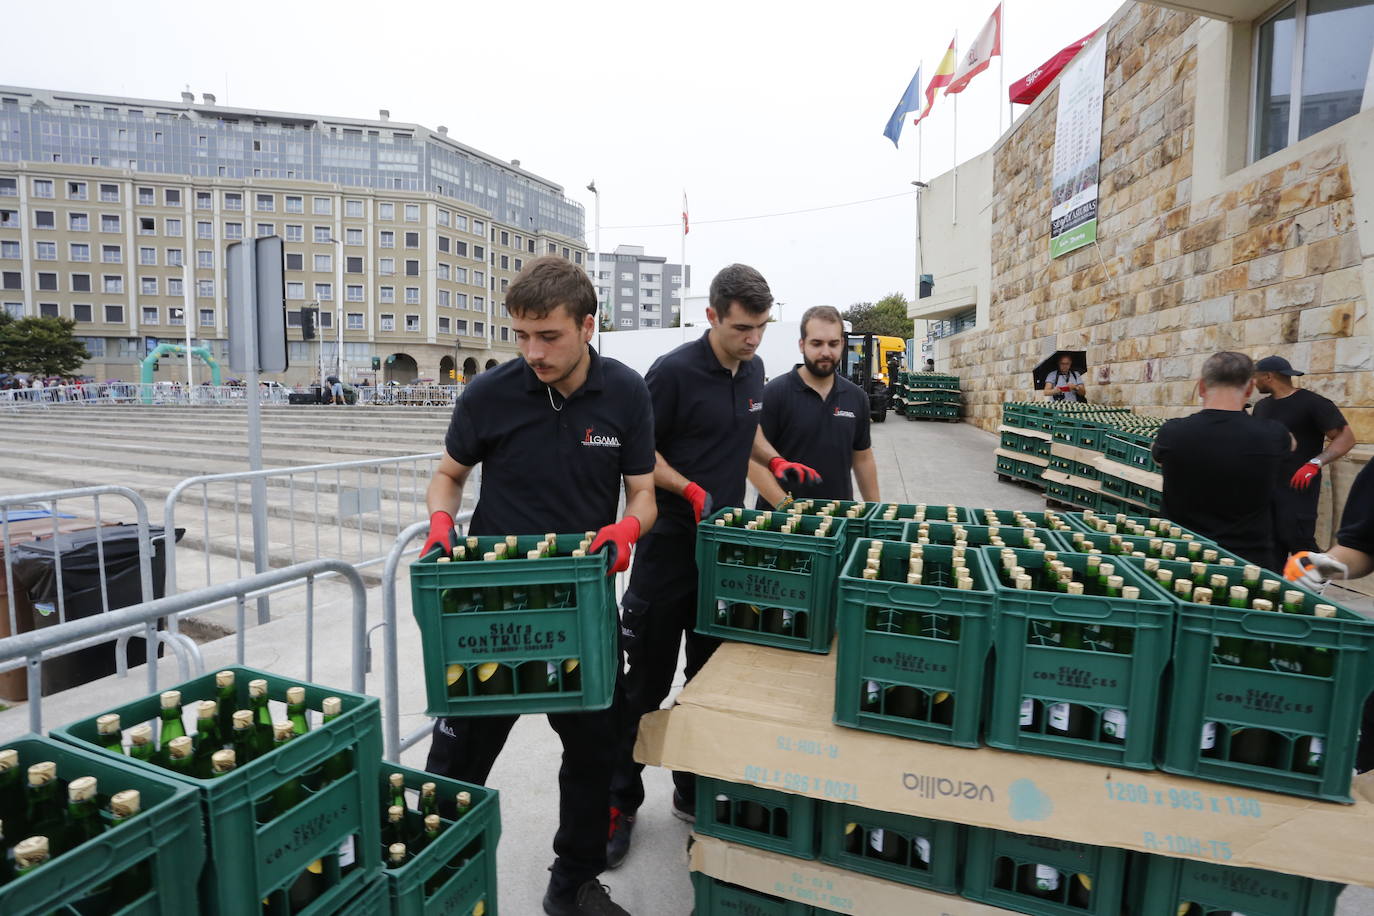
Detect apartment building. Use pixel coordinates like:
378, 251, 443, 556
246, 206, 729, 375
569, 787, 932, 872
589, 245, 689, 330
0, 86, 588, 383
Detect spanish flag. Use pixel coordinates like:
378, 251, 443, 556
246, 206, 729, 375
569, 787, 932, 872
913, 37, 958, 126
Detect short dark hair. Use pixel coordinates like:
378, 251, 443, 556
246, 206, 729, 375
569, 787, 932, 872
506, 256, 596, 323
799, 305, 843, 339
709, 264, 772, 317
1200, 351, 1254, 389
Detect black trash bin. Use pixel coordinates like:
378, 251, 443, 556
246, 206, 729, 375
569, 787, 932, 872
9, 524, 183, 695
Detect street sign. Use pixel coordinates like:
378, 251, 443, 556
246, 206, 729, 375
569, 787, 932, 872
226, 236, 287, 373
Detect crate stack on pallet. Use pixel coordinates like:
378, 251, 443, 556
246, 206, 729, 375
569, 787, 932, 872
12, 664, 500, 916
897, 372, 963, 421
652, 501, 1372, 915
999, 402, 1166, 515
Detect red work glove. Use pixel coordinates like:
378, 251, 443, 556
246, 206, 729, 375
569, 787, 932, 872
769, 456, 822, 488
421, 510, 456, 559
682, 482, 713, 524
1290, 460, 1321, 490
590, 516, 641, 575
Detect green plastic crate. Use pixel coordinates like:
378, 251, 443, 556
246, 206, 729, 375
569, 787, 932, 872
0, 734, 205, 916
996, 453, 1045, 487
409, 535, 618, 717
695, 508, 850, 653
1129, 853, 1342, 916
1056, 529, 1246, 566
818, 803, 960, 892
695, 777, 818, 858
380, 762, 500, 916
902, 521, 1056, 551
1062, 511, 1214, 544
1049, 454, 1100, 482
961, 828, 1128, 916
1145, 558, 1374, 802
325, 873, 390, 915
783, 500, 871, 541
690, 872, 813, 915
1044, 480, 1099, 511
984, 548, 1176, 769
1103, 431, 1158, 472
864, 503, 972, 541
52, 666, 382, 916
966, 508, 1075, 532
834, 541, 996, 747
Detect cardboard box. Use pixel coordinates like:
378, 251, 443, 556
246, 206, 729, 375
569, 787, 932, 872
689, 834, 1021, 915
637, 643, 1374, 888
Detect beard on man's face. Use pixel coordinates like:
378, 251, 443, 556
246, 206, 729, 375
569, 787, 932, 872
804, 354, 837, 378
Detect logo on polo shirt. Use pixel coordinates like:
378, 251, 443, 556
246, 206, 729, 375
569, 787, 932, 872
833, 406, 856, 418
582, 427, 621, 448
747, 398, 763, 412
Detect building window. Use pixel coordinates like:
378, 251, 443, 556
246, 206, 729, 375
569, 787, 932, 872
141, 277, 158, 296
0, 209, 17, 228
404, 204, 420, 222
314, 254, 332, 272
345, 228, 363, 246
34, 241, 57, 260
139, 247, 157, 265
285, 224, 304, 242
222, 222, 243, 240
347, 312, 364, 329
437, 236, 450, 254
67, 180, 88, 200
380, 286, 395, 303
34, 210, 55, 229
314, 226, 331, 244
473, 245, 485, 260
405, 314, 420, 332
345, 199, 364, 218
346, 256, 363, 273
71, 243, 93, 262
500, 255, 509, 270
437, 263, 450, 280
196, 221, 213, 239
472, 219, 485, 235
198, 250, 214, 269
456, 319, 469, 334
98, 183, 119, 203
454, 214, 468, 231
286, 281, 305, 299
0, 177, 17, 196
136, 187, 154, 206
405, 287, 420, 304
313, 197, 332, 215
168, 278, 183, 296
379, 258, 395, 275
378, 202, 394, 221
166, 248, 183, 267
438, 316, 450, 333
346, 284, 364, 301
37, 302, 59, 318
379, 313, 395, 331
195, 191, 212, 209
474, 321, 485, 335
474, 270, 486, 286
319, 310, 332, 328
1, 271, 21, 290
315, 282, 333, 301
438, 289, 450, 307
437, 209, 450, 227
255, 193, 275, 212
73, 304, 93, 322
71, 274, 92, 292
32, 179, 54, 198
455, 292, 468, 308
37, 272, 58, 291
286, 253, 303, 271
455, 266, 468, 284
2, 302, 23, 318
500, 326, 510, 342
285, 196, 304, 213
0, 240, 17, 259
257, 223, 274, 238
104, 304, 125, 323
165, 218, 182, 237
101, 214, 123, 233
200, 309, 215, 327
404, 231, 419, 248
197, 279, 214, 298
1254, 1, 1374, 160
168, 306, 185, 325
165, 188, 181, 206
405, 260, 420, 277
379, 230, 395, 248
102, 245, 122, 263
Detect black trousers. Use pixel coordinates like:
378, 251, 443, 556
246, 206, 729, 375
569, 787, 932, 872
425, 695, 621, 898
1273, 478, 1322, 557
1359, 694, 1374, 774
610, 539, 721, 813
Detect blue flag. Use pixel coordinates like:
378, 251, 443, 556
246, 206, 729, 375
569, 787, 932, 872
883, 66, 923, 148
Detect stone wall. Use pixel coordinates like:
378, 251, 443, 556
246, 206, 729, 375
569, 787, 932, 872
945, 3, 1371, 445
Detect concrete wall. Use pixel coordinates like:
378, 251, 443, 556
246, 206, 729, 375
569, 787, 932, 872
916, 148, 995, 334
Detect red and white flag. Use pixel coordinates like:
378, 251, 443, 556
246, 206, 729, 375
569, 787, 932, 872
682, 192, 689, 236
946, 3, 1002, 96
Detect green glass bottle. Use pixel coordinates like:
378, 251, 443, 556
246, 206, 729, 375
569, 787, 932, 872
319, 697, 349, 785
12, 835, 49, 877
127, 724, 154, 764
192, 700, 222, 779
474, 662, 513, 696
214, 670, 237, 740
481, 551, 506, 611
0, 749, 22, 840
62, 776, 102, 854
249, 679, 273, 757
1228, 586, 1249, 610
24, 761, 61, 843
388, 772, 407, 811
419, 782, 438, 820
1307, 605, 1337, 677
269, 723, 299, 816
165, 735, 195, 777
383, 804, 406, 849
210, 749, 237, 778
446, 664, 469, 698
561, 658, 583, 692
455, 790, 472, 819
1281, 590, 1306, 615
231, 709, 257, 766
387, 842, 410, 868
286, 686, 310, 737
517, 660, 559, 694
157, 690, 187, 765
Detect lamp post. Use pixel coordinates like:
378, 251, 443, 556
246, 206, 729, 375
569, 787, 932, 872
324, 236, 343, 388
911, 180, 929, 365
587, 180, 600, 350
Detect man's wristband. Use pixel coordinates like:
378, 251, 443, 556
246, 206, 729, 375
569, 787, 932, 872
776, 495, 795, 511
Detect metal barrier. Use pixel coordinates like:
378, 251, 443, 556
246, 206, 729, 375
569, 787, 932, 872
0, 558, 367, 736
164, 454, 445, 613
1, 382, 462, 409
0, 486, 182, 697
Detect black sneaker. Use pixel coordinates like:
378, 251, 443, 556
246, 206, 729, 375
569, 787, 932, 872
606, 806, 635, 869
543, 880, 630, 916
671, 789, 696, 823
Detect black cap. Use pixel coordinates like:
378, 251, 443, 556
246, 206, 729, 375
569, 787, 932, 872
1255, 355, 1304, 377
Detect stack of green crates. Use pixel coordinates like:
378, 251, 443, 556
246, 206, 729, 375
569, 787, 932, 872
962, 828, 1129, 915
409, 535, 619, 718
864, 502, 971, 540
690, 872, 813, 915
1130, 853, 1343, 916
902, 373, 961, 421
53, 666, 383, 916
695, 508, 852, 653
0, 734, 206, 916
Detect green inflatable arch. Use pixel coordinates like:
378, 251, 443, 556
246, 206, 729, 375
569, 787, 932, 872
138, 344, 223, 403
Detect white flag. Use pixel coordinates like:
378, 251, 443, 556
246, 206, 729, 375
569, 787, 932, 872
946, 3, 1002, 95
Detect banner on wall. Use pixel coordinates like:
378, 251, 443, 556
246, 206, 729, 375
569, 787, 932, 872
1049, 35, 1107, 258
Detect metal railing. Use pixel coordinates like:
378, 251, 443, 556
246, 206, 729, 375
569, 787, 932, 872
0, 382, 463, 409
164, 454, 445, 612
381, 521, 443, 761
0, 558, 367, 736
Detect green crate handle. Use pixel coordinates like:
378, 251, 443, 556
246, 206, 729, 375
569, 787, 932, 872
264, 727, 351, 776
864, 584, 955, 608
1237, 611, 1314, 639
1047, 595, 1116, 620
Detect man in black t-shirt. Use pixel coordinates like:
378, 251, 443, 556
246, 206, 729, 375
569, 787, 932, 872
749, 305, 879, 507
1153, 352, 1294, 571
1252, 355, 1355, 558
419, 257, 656, 916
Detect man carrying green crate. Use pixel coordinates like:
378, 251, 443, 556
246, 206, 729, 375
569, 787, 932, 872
747, 305, 879, 508
419, 256, 657, 916
606, 264, 820, 869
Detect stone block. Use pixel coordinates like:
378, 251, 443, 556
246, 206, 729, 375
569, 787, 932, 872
1294, 203, 1334, 245
1232, 218, 1296, 262
1305, 237, 1342, 275
1321, 267, 1365, 304
1298, 301, 1356, 340
1264, 279, 1319, 313
1280, 311, 1301, 343
1235, 291, 1265, 319
1277, 179, 1318, 217
1196, 296, 1234, 326
1181, 216, 1224, 253
1248, 254, 1282, 286
1282, 248, 1308, 280
1248, 190, 1281, 227
1341, 407, 1374, 445
1307, 339, 1337, 374
1317, 165, 1353, 204
1331, 198, 1355, 233
1334, 336, 1372, 372
1243, 315, 1282, 345
1337, 231, 1361, 269
1162, 355, 1195, 380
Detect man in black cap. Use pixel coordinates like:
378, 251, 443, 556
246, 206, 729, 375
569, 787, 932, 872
748, 305, 879, 508
1252, 355, 1354, 565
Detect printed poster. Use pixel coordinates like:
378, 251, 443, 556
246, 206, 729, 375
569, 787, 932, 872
1049, 35, 1107, 258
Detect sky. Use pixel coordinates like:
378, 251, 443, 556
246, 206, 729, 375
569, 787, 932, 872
5, 0, 1123, 312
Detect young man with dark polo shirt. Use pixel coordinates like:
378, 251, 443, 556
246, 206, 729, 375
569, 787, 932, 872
605, 263, 821, 868
748, 305, 879, 509
419, 256, 656, 916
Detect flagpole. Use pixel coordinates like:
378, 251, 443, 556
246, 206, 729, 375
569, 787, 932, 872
681, 191, 688, 327
952, 29, 959, 226
999, 1, 1006, 134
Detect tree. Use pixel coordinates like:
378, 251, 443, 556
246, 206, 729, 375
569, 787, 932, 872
0, 315, 90, 377
843, 293, 914, 339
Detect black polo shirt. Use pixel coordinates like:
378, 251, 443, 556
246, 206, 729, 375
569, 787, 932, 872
755, 367, 870, 505
443, 346, 655, 536
645, 330, 765, 537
